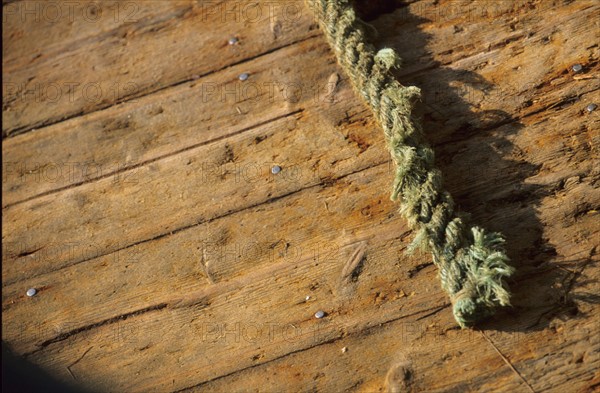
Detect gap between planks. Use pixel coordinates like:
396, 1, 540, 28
2, 109, 304, 210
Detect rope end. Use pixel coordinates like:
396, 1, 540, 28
450, 227, 515, 328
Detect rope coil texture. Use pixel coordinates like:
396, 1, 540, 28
306, 0, 515, 327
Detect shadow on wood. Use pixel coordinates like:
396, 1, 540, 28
358, 0, 598, 336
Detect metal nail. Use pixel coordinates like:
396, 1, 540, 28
315, 310, 325, 319
239, 73, 249, 81
571, 64, 583, 73
228, 37, 239, 45
586, 103, 597, 113
271, 165, 282, 174
26, 288, 37, 297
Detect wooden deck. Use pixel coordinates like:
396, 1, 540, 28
2, 0, 599, 391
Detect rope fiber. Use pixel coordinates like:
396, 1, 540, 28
306, 0, 515, 327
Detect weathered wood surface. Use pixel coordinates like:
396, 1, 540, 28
2, 0, 599, 392
2, 0, 317, 137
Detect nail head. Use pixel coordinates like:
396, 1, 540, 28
586, 103, 597, 113
571, 64, 583, 73
239, 73, 249, 81
315, 310, 325, 319
26, 288, 37, 297
271, 165, 281, 174
228, 37, 238, 45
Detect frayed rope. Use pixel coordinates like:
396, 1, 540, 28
306, 0, 514, 328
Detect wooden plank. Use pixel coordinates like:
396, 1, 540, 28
1, 89, 381, 285
3, 36, 385, 282
3, 89, 598, 376
21, 226, 455, 392
3, 51, 598, 349
19, 202, 599, 392
2, 0, 316, 136
2, 156, 398, 355
2, 0, 599, 392
2, 53, 596, 286
191, 285, 599, 393
2, 0, 186, 66
2, 36, 333, 208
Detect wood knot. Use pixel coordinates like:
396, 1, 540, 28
385, 358, 414, 393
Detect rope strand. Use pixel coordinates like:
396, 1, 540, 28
306, 0, 514, 327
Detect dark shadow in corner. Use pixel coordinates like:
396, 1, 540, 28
354, 0, 598, 333
2, 341, 89, 393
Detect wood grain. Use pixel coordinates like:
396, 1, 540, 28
2, 0, 599, 392
2, 0, 316, 136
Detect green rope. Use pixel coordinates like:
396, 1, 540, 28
306, 0, 514, 328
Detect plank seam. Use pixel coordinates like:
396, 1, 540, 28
3, 109, 304, 209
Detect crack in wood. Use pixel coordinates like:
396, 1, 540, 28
415, 303, 450, 321
480, 331, 536, 393
66, 346, 94, 380
24, 303, 168, 357
340, 241, 368, 283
